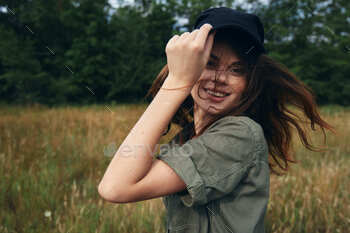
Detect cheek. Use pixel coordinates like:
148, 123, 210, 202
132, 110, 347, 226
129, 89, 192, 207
198, 71, 211, 81
191, 74, 207, 96
231, 79, 246, 94
190, 83, 199, 97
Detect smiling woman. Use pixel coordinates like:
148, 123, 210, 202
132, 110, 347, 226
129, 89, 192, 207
189, 31, 249, 119
98, 6, 334, 233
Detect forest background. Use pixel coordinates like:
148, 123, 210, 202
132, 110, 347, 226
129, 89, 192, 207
0, 0, 349, 106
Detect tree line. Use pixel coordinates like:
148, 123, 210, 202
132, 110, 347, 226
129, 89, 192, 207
0, 0, 349, 106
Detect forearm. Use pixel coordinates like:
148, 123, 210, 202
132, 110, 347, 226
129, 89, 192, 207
98, 76, 192, 195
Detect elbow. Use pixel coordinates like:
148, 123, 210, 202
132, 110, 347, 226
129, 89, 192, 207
98, 182, 124, 203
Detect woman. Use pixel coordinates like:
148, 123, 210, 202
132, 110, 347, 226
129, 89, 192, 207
98, 7, 334, 233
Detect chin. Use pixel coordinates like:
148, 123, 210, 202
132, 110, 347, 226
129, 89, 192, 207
201, 103, 226, 116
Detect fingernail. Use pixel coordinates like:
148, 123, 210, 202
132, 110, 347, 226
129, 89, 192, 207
202, 23, 211, 28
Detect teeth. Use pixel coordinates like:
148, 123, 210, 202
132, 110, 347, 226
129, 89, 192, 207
205, 89, 228, 97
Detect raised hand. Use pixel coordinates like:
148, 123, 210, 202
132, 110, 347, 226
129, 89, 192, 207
165, 23, 215, 87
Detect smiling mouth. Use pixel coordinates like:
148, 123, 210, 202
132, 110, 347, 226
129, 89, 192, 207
203, 88, 230, 102
204, 88, 230, 97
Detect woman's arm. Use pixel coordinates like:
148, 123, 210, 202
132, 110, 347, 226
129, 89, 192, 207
98, 23, 214, 202
98, 77, 192, 202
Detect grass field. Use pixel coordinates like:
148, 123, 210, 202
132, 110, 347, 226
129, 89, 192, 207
0, 104, 349, 233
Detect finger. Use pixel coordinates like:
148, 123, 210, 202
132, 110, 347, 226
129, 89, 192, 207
165, 35, 179, 51
168, 34, 179, 44
183, 30, 199, 44
202, 31, 216, 61
189, 29, 199, 40
180, 31, 190, 39
194, 24, 213, 48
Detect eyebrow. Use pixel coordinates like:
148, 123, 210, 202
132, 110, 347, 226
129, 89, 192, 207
210, 53, 242, 66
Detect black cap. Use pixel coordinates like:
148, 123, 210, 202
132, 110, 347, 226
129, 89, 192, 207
193, 7, 266, 64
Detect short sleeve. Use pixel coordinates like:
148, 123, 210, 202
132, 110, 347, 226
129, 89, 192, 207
156, 116, 262, 207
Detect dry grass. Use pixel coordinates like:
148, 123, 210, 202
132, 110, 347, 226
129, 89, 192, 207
0, 104, 349, 233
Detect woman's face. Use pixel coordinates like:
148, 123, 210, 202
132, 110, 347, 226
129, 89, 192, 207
190, 39, 247, 116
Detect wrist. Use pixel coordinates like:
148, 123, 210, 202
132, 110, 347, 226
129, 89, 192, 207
162, 74, 195, 90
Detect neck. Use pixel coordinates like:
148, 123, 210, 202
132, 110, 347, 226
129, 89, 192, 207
193, 103, 215, 135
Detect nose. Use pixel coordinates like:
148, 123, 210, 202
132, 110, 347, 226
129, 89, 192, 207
211, 70, 228, 83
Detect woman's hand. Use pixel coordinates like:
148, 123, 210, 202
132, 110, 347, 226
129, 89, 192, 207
165, 23, 215, 87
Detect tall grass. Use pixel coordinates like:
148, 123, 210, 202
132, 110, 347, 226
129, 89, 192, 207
0, 104, 349, 233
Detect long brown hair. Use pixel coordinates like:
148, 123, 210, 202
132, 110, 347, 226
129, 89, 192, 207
144, 29, 335, 176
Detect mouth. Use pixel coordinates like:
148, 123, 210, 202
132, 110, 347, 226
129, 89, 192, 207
203, 88, 230, 102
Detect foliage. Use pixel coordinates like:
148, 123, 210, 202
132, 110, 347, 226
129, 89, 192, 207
0, 0, 349, 105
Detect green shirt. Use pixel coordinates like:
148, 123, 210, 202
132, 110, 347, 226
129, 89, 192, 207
156, 115, 270, 233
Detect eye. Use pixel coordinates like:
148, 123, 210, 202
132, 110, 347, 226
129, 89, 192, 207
230, 67, 246, 75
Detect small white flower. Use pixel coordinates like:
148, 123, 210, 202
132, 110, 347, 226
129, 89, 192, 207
44, 210, 51, 218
